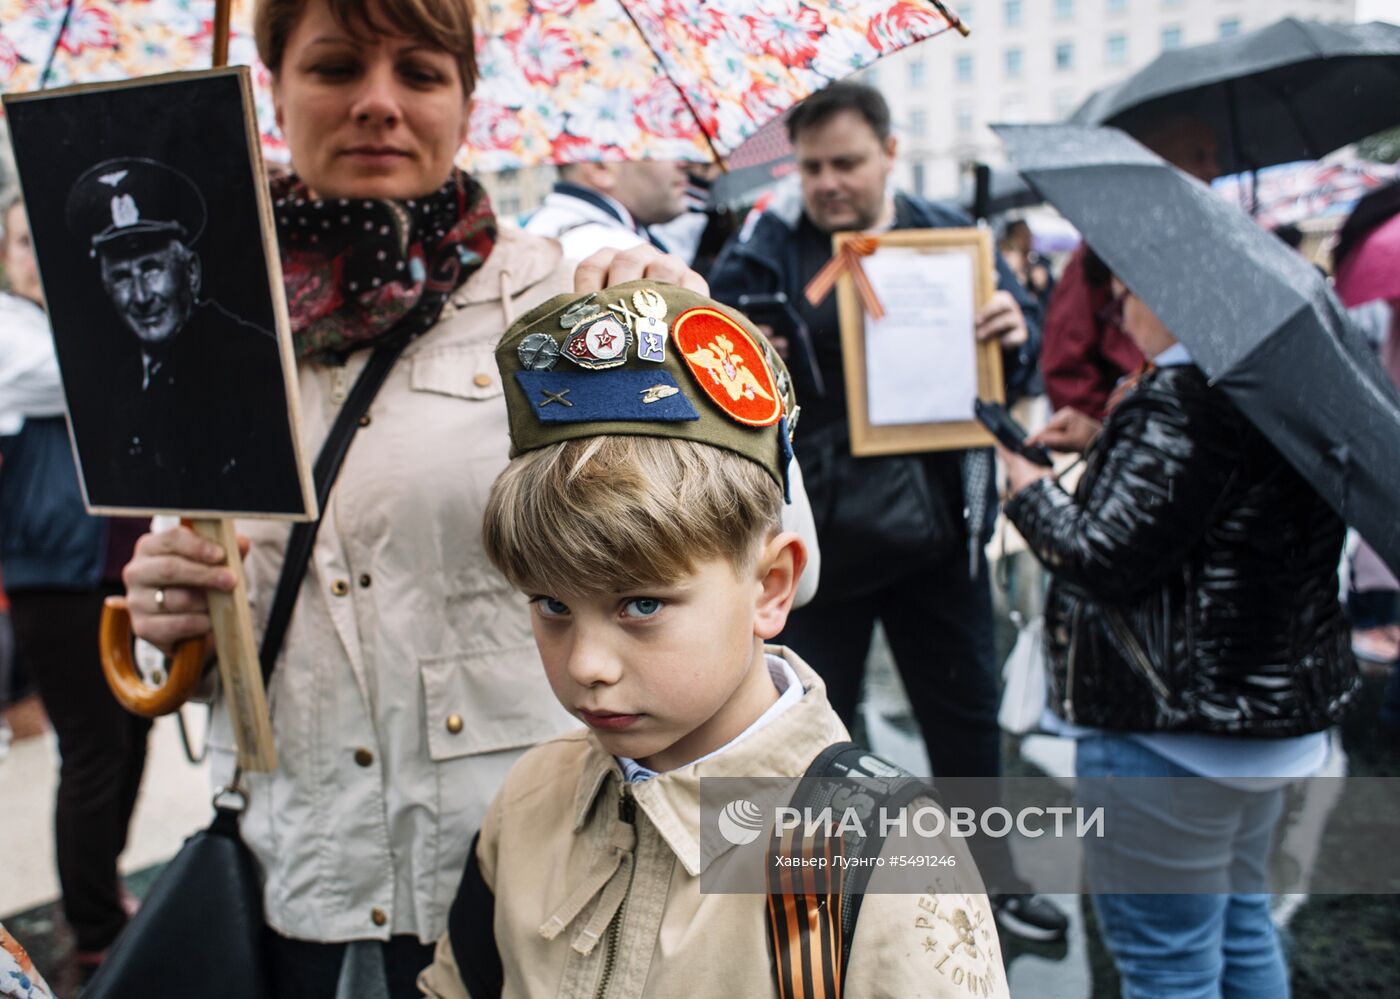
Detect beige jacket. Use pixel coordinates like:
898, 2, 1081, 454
420, 649, 1007, 999
208, 229, 579, 944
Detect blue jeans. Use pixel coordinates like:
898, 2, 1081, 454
1076, 734, 1288, 999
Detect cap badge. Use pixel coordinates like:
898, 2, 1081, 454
633, 289, 668, 362
98, 170, 129, 187
110, 193, 140, 229
641, 384, 679, 404
563, 315, 631, 370
673, 307, 783, 427
517, 332, 561, 371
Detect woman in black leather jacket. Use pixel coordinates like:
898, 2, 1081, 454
999, 270, 1357, 998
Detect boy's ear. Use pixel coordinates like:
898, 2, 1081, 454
752, 531, 807, 641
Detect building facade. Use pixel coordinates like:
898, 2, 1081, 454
871, 0, 1359, 198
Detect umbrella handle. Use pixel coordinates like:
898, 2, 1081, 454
99, 596, 210, 717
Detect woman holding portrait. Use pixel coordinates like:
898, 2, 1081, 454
119, 0, 706, 994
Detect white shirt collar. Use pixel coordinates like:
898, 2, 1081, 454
1152, 341, 1194, 367
618, 653, 804, 782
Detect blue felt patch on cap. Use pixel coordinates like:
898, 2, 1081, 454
516, 370, 700, 423
779, 415, 793, 503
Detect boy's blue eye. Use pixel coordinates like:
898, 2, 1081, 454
623, 598, 663, 619
531, 596, 570, 618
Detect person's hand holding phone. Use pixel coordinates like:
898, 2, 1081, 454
1029, 406, 1103, 454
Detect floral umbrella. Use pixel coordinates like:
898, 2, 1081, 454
468, 0, 963, 170
1, 0, 965, 172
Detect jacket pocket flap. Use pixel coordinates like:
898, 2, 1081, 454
420, 644, 570, 760
410, 344, 503, 401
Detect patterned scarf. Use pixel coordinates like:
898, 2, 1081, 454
272, 169, 497, 360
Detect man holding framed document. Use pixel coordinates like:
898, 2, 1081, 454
710, 81, 1065, 943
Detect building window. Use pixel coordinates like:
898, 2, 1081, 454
909, 109, 927, 137
1055, 40, 1074, 71
912, 162, 926, 197
1161, 0, 1182, 7
1005, 47, 1022, 78
1107, 0, 1126, 12
959, 2, 973, 26
1005, 0, 1022, 28
1219, 18, 1240, 39
1055, 0, 1074, 20
1161, 25, 1182, 49
956, 53, 974, 83
1106, 33, 1127, 66
956, 102, 974, 134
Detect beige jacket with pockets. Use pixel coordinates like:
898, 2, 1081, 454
209, 229, 579, 944
419, 648, 1008, 999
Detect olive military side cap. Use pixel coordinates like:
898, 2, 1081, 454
66, 157, 207, 256
496, 280, 800, 497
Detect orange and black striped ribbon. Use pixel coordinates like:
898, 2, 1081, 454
1105, 360, 1155, 413
803, 235, 886, 321
766, 829, 846, 999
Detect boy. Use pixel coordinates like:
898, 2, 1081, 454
420, 282, 1006, 999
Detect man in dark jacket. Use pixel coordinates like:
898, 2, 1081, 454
708, 81, 1063, 941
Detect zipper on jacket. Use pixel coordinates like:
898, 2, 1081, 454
1105, 607, 1173, 704
1064, 604, 1083, 723
596, 785, 637, 999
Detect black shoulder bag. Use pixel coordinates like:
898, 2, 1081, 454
85, 333, 412, 999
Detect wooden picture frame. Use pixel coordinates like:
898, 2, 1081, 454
4, 68, 315, 521
834, 228, 1003, 456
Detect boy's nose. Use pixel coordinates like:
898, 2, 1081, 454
565, 638, 623, 689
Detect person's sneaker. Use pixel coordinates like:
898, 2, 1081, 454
991, 893, 1069, 943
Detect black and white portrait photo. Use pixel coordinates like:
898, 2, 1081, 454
4, 70, 312, 518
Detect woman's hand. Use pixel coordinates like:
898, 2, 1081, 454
995, 442, 1053, 497
1029, 406, 1102, 454
121, 526, 247, 655
573, 245, 709, 295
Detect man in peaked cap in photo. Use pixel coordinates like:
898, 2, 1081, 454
63, 157, 297, 511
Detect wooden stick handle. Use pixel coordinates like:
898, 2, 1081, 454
213, 0, 232, 68
191, 518, 277, 773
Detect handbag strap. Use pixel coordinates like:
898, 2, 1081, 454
257, 333, 413, 681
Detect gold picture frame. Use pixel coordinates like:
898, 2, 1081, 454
834, 227, 1004, 456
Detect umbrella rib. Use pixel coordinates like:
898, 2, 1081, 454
38, 0, 78, 90
614, 0, 724, 165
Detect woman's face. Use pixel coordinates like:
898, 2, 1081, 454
1111, 277, 1177, 360
2, 202, 44, 306
271, 0, 470, 200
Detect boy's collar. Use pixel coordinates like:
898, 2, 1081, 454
568, 646, 848, 877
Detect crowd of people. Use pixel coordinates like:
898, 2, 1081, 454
0, 1, 1395, 997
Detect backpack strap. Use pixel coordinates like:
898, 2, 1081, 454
447, 831, 503, 998
766, 743, 934, 999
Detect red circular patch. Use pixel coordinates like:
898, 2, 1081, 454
672, 307, 783, 427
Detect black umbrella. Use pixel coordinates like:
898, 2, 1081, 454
995, 122, 1400, 578
1070, 18, 1400, 177
958, 164, 1041, 219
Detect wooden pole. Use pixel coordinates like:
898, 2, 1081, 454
213, 0, 232, 69
190, 518, 278, 772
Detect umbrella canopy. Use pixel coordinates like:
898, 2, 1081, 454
1212, 158, 1399, 230
0, 0, 964, 173
468, 0, 962, 170
1070, 18, 1400, 177
957, 164, 1040, 218
996, 122, 1400, 578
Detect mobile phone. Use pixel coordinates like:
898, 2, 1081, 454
974, 399, 1053, 468
735, 292, 826, 395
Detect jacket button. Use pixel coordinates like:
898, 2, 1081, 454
358, 413, 372, 428
445, 714, 464, 734
331, 579, 350, 596
473, 373, 492, 388
354, 747, 374, 767
358, 574, 372, 588
370, 907, 387, 926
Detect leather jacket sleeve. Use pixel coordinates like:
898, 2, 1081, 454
1004, 372, 1243, 601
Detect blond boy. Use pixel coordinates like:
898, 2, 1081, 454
420, 282, 1006, 999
